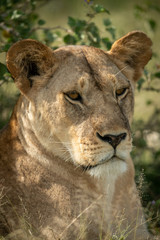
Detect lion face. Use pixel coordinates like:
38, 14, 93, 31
6, 31, 152, 177
32, 47, 132, 174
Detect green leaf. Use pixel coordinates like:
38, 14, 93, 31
146, 99, 152, 105
68, 17, 76, 28
155, 199, 160, 206
32, 13, 38, 21
0, 43, 11, 52
87, 22, 99, 36
143, 68, 149, 77
102, 38, 112, 50
0, 63, 8, 81
148, 19, 156, 31
137, 77, 145, 91
134, 5, 146, 12
92, 4, 110, 14
68, 17, 87, 38
11, 10, 23, 20
30, 0, 36, 9
38, 19, 46, 26
106, 27, 116, 40
86, 22, 101, 46
44, 30, 55, 44
63, 34, 77, 44
154, 71, 160, 78
103, 19, 111, 27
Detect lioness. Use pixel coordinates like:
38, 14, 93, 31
0, 31, 155, 240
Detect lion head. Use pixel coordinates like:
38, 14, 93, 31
6, 31, 152, 178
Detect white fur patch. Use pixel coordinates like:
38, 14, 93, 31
89, 158, 127, 179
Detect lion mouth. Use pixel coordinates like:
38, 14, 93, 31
81, 155, 124, 171
81, 164, 99, 171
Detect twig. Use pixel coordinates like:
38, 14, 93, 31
0, 23, 12, 33
142, 87, 160, 93
0, 22, 19, 37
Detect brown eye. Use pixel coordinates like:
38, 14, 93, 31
116, 88, 127, 97
66, 91, 82, 101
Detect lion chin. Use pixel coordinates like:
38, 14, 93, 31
0, 31, 155, 240
86, 157, 128, 178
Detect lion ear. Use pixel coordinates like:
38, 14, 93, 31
108, 31, 152, 81
6, 39, 55, 94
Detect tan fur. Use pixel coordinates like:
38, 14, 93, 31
0, 31, 156, 240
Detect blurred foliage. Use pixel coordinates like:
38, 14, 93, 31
0, 0, 160, 235
132, 3, 160, 228
0, 0, 116, 85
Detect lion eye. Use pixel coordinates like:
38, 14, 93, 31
116, 88, 127, 97
66, 91, 82, 101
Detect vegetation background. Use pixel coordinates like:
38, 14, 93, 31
0, 0, 160, 237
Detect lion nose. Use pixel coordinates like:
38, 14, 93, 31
96, 132, 127, 149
